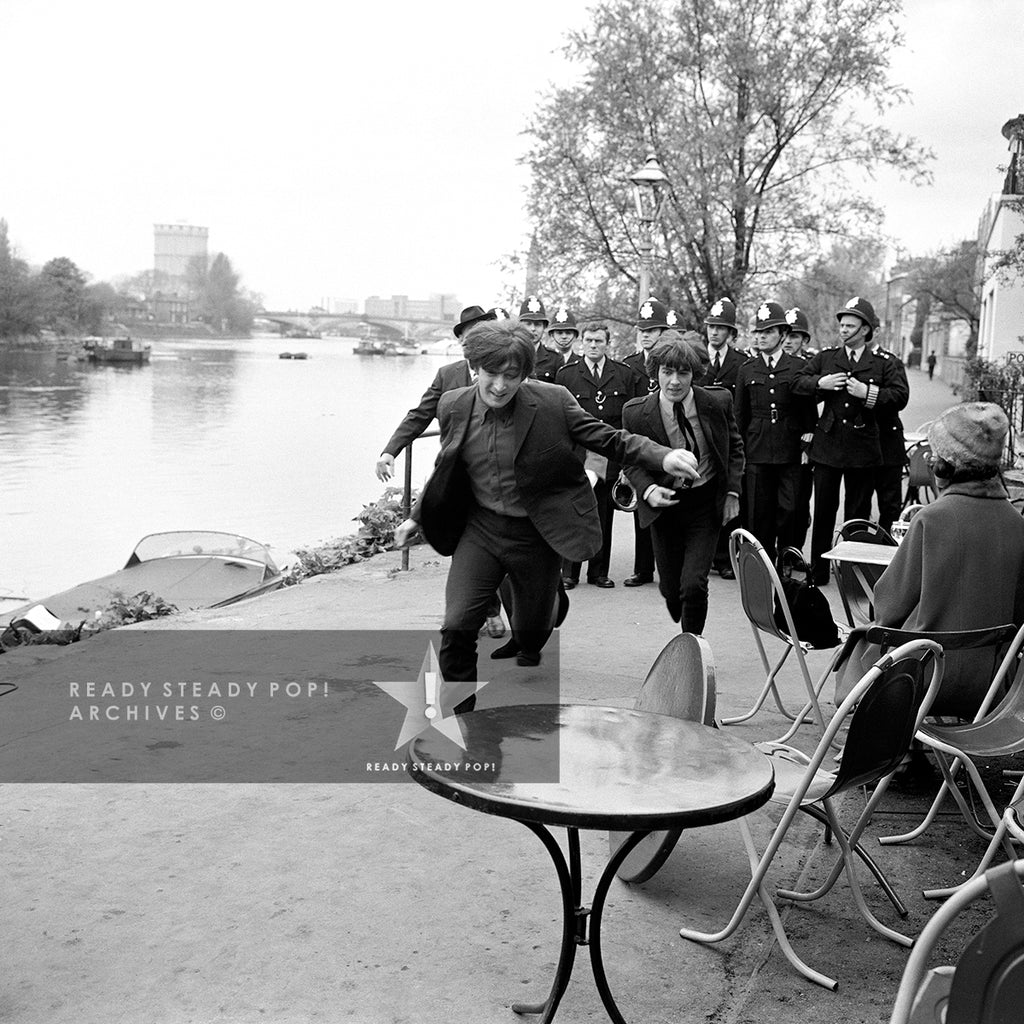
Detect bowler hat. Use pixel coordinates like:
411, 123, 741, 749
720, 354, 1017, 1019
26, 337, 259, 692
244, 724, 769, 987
752, 301, 789, 331
453, 305, 494, 339
636, 297, 669, 330
518, 296, 549, 324
704, 297, 737, 329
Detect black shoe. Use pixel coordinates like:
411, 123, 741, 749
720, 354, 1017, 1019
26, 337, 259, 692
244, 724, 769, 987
717, 566, 736, 580
516, 651, 541, 667
562, 577, 577, 591
623, 574, 652, 587
588, 576, 615, 588
490, 640, 521, 660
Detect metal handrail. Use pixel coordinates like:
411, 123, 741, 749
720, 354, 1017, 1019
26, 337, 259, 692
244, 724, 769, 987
401, 427, 439, 571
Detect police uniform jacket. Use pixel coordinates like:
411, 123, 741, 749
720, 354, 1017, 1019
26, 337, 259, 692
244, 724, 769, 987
872, 348, 909, 466
735, 352, 817, 464
530, 343, 563, 384
705, 344, 746, 397
556, 358, 645, 477
623, 351, 659, 394
381, 359, 471, 458
793, 345, 909, 468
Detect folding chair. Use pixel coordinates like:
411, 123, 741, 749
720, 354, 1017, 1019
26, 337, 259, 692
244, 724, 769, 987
876, 623, 1024, 898
609, 633, 716, 883
679, 639, 944, 991
889, 859, 1024, 1024
832, 518, 896, 628
903, 440, 938, 508
720, 529, 845, 743
1004, 781, 1024, 843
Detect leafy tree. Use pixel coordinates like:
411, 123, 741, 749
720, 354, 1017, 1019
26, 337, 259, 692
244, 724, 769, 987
778, 237, 885, 344
521, 0, 930, 326
38, 256, 87, 335
193, 252, 255, 334
80, 281, 119, 335
904, 240, 981, 357
0, 219, 40, 337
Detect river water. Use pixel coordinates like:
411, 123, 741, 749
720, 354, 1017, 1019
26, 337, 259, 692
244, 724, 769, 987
0, 336, 457, 602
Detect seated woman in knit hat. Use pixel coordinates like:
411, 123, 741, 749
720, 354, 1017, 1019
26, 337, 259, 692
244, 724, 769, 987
835, 401, 1024, 718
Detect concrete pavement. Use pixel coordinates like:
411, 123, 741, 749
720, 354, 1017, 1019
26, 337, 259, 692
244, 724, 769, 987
0, 367, 1005, 1023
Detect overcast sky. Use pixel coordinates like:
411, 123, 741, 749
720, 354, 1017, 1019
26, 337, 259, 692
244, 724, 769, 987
1, 0, 1020, 311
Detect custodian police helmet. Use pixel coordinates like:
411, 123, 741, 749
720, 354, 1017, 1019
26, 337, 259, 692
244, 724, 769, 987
703, 297, 738, 330
752, 301, 789, 332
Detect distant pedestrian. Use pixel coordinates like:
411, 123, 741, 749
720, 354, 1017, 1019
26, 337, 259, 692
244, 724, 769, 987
926, 351, 937, 380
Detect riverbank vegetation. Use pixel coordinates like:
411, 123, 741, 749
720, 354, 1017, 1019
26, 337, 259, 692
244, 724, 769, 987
285, 488, 419, 583
0, 217, 259, 342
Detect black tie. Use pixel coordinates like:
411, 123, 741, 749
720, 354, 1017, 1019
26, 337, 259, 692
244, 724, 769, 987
674, 403, 700, 462
713, 353, 721, 374
589, 360, 601, 378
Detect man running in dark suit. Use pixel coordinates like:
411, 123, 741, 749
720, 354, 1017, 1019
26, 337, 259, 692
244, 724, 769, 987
394, 319, 698, 690
622, 331, 743, 634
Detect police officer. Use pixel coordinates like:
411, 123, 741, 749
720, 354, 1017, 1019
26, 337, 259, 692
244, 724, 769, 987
704, 296, 746, 577
735, 301, 817, 562
704, 297, 746, 396
555, 320, 646, 588
783, 306, 817, 549
518, 295, 561, 383
794, 296, 909, 584
547, 306, 581, 368
869, 334, 910, 536
621, 298, 670, 586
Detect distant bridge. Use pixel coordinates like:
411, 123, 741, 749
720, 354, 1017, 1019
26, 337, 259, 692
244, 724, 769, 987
256, 311, 453, 343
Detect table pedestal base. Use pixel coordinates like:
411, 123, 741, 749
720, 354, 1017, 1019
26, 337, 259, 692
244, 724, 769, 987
511, 823, 647, 1024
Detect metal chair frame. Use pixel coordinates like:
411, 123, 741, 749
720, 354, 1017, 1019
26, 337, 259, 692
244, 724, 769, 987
889, 859, 1024, 1024
680, 639, 945, 991
721, 528, 845, 743
876, 622, 1024, 899
608, 633, 717, 884
831, 518, 897, 628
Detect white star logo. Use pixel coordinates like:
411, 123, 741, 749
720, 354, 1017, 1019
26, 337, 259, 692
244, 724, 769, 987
527, 296, 542, 313
757, 303, 770, 321
785, 308, 798, 325
666, 309, 678, 326
710, 300, 724, 317
493, 307, 509, 320
554, 307, 569, 323
640, 301, 654, 320
374, 643, 488, 750
847, 296, 860, 309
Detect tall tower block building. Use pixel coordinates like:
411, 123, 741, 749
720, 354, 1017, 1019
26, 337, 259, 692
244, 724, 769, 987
153, 223, 208, 292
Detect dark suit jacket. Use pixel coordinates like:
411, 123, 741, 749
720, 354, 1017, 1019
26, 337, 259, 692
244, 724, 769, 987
413, 381, 673, 561
621, 388, 744, 530
381, 359, 471, 457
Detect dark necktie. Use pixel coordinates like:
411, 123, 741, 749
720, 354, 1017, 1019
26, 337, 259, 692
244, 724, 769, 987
589, 360, 601, 378
713, 353, 721, 375
673, 403, 700, 462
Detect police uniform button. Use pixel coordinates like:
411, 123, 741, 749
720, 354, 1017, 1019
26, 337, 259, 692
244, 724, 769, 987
769, 388, 775, 394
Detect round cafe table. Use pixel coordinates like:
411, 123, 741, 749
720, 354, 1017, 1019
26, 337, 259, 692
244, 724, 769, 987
409, 703, 774, 1024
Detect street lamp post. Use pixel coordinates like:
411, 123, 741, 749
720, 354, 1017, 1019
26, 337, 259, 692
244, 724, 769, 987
630, 153, 670, 307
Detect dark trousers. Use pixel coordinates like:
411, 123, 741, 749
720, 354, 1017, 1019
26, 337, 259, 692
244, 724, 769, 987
440, 508, 561, 685
810, 463, 876, 571
874, 463, 904, 536
649, 483, 720, 635
632, 513, 655, 579
562, 477, 614, 582
745, 462, 802, 563
793, 463, 814, 550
